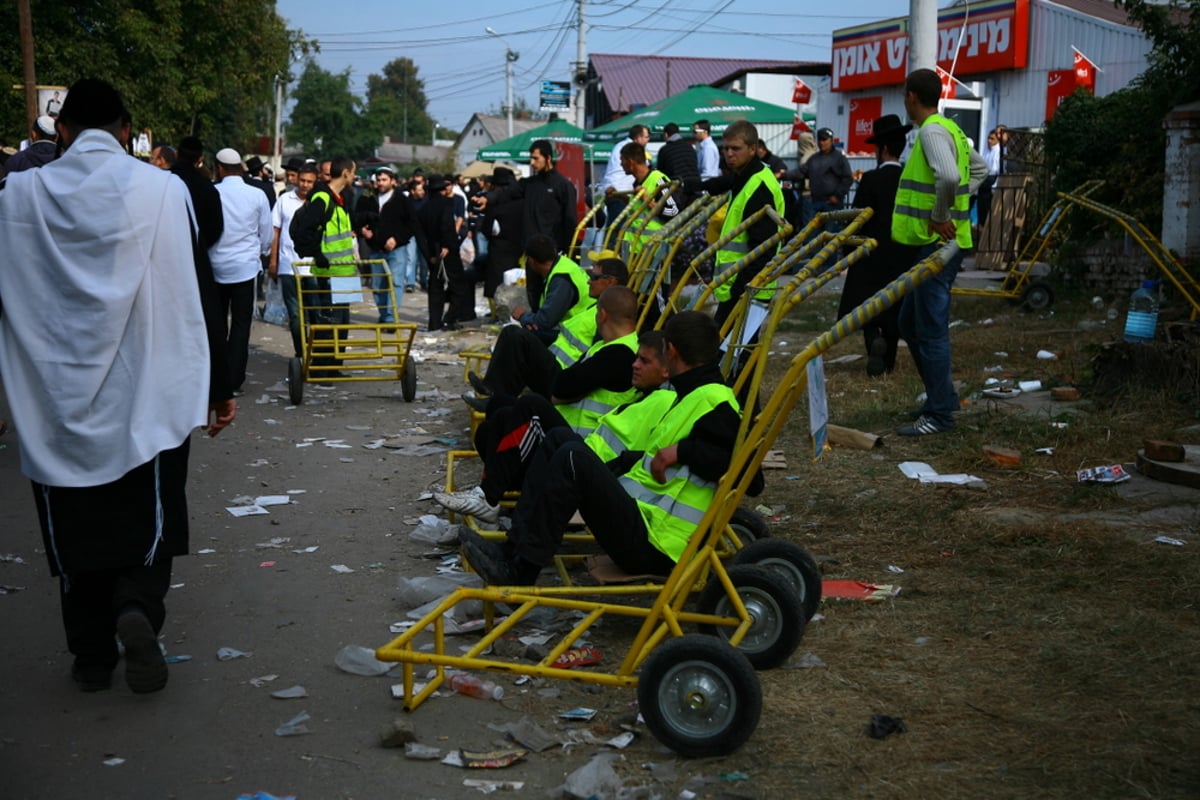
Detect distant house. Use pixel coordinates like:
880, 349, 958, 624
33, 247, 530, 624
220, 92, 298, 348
373, 138, 452, 173
454, 114, 542, 169
582, 54, 828, 127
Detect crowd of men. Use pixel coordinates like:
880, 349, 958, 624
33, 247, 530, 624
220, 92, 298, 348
0, 69, 985, 697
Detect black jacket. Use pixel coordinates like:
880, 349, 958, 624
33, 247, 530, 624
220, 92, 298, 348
417, 193, 459, 264
656, 136, 700, 198
488, 168, 577, 252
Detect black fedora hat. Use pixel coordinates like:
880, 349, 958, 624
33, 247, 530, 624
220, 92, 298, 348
865, 114, 913, 145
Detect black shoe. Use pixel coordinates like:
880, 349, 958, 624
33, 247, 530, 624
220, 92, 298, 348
462, 392, 489, 413
116, 609, 167, 694
462, 539, 538, 586
468, 371, 491, 397
866, 338, 888, 377
71, 662, 113, 693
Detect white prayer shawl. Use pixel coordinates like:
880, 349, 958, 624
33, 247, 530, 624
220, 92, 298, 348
0, 129, 209, 487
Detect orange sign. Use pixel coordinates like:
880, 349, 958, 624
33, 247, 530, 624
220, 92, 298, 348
831, 0, 1030, 92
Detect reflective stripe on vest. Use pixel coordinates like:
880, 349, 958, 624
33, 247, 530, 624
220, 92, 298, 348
584, 389, 677, 463
623, 169, 669, 252
714, 164, 785, 303
557, 331, 640, 437
547, 302, 598, 367
310, 190, 356, 276
616, 383, 740, 562
891, 114, 973, 249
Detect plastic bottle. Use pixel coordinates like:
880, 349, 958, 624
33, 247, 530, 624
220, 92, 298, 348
1123, 280, 1159, 343
447, 671, 504, 700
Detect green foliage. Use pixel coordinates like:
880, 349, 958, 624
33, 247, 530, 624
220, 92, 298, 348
1118, 0, 1200, 106
0, 0, 304, 150
365, 57, 434, 144
287, 62, 378, 161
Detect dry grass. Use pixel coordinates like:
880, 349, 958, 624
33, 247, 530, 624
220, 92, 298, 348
720, 292, 1200, 798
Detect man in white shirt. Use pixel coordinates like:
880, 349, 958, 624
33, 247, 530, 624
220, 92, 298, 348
269, 163, 317, 357
694, 119, 720, 180
0, 78, 235, 695
599, 124, 649, 228
210, 147, 272, 394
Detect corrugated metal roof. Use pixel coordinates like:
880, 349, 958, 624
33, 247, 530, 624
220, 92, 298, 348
589, 53, 810, 113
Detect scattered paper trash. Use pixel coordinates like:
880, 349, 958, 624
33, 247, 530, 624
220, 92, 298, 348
982, 387, 1021, 399
248, 674, 279, 687
271, 685, 308, 699
495, 716, 560, 753
563, 753, 622, 800
559, 707, 598, 721
463, 779, 524, 794
330, 564, 355, 574
720, 771, 750, 782
255, 495, 290, 506
227, 505, 269, 517
898, 462, 936, 479
404, 742, 443, 760
784, 652, 827, 669
886, 565, 905, 574
334, 644, 392, 676
1076, 465, 1130, 484
1035, 447, 1055, 455
258, 561, 276, 568
274, 711, 311, 737
823, 580, 900, 602
552, 646, 602, 669
164, 654, 192, 664
102, 757, 125, 767
1036, 350, 1058, 360
217, 647, 253, 661
1154, 536, 1185, 547
1017, 380, 1042, 392
458, 748, 528, 769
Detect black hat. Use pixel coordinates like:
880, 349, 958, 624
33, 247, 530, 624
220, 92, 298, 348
865, 114, 913, 145
245, 156, 264, 174
426, 175, 450, 192
58, 78, 127, 129
285, 157, 303, 171
816, 127, 834, 141
490, 165, 514, 186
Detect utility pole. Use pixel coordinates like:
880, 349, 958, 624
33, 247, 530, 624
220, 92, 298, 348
574, 0, 587, 129
909, 0, 937, 73
17, 0, 37, 125
486, 27, 519, 138
273, 74, 284, 173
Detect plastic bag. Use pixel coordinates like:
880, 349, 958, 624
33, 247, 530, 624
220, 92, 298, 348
459, 235, 476, 266
263, 278, 288, 326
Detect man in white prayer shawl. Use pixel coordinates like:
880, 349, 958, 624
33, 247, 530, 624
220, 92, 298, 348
0, 78, 236, 694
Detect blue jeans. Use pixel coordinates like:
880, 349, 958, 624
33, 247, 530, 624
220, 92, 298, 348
898, 243, 965, 428
373, 247, 408, 323
402, 238, 419, 289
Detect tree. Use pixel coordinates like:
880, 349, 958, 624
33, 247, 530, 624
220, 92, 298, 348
0, 0, 300, 150
287, 62, 377, 160
365, 57, 434, 144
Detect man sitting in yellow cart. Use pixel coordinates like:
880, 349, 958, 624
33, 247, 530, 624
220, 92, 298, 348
460, 311, 762, 583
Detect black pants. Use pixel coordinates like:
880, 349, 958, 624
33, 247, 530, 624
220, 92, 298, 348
509, 428, 675, 576
60, 561, 173, 671
217, 277, 256, 391
483, 325, 560, 397
474, 394, 569, 504
428, 254, 472, 329
485, 240, 519, 299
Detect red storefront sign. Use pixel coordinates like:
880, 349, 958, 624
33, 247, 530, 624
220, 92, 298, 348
831, 0, 1030, 92
1044, 69, 1076, 121
1073, 48, 1097, 93
792, 79, 813, 105
847, 96, 883, 154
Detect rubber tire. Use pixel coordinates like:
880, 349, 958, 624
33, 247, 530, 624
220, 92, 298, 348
401, 357, 417, 402
730, 538, 823, 621
1022, 282, 1054, 311
697, 565, 805, 669
287, 357, 304, 405
728, 506, 770, 544
637, 634, 761, 758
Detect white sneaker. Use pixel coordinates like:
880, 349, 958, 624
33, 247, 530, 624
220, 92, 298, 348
433, 486, 500, 523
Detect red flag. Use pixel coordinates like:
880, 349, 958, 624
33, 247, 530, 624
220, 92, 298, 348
1045, 69, 1076, 121
1073, 48, 1097, 93
790, 116, 811, 140
792, 79, 812, 105
934, 65, 956, 100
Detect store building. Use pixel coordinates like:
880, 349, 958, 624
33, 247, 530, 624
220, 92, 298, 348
822, 0, 1153, 155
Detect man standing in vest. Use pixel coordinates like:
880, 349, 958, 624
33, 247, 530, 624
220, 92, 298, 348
619, 141, 679, 255
893, 69, 989, 436
704, 120, 786, 325
461, 311, 762, 584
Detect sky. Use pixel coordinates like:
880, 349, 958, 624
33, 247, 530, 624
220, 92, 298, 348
274, 0, 914, 131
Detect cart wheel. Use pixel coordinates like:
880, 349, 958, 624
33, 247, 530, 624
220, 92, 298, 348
401, 357, 417, 402
637, 634, 761, 758
287, 357, 304, 405
697, 565, 805, 669
729, 506, 770, 543
730, 539, 822, 620
1022, 282, 1054, 311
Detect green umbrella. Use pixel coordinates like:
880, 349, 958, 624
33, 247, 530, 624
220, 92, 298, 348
584, 84, 798, 144
477, 119, 587, 161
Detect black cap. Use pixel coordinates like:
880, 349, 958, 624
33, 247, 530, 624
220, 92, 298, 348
245, 156, 264, 174
816, 127, 834, 141
285, 157, 303, 171
58, 78, 127, 129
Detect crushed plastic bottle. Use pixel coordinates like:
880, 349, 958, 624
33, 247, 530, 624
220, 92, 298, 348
447, 671, 504, 700
1123, 280, 1159, 343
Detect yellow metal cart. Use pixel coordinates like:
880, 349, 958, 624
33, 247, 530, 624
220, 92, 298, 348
376, 242, 960, 758
288, 259, 418, 405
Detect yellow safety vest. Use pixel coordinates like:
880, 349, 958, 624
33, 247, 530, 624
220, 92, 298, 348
547, 301, 598, 368
623, 169, 669, 253
618, 383, 740, 562
556, 331, 640, 437
309, 189, 357, 277
542, 255, 592, 329
584, 388, 677, 463
892, 114, 973, 249
714, 164, 785, 302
